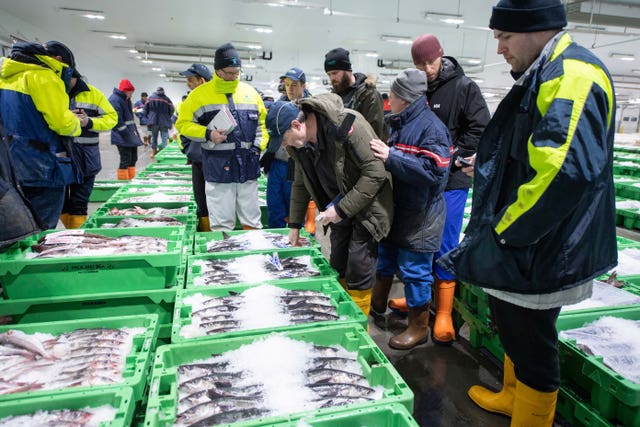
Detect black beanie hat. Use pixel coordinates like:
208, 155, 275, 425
214, 43, 241, 70
490, 0, 567, 33
324, 48, 352, 72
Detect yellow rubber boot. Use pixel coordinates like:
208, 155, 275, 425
117, 168, 129, 180
67, 215, 87, 229
305, 201, 317, 235
510, 380, 558, 427
347, 288, 372, 317
468, 354, 516, 417
433, 279, 456, 345
59, 213, 69, 228
127, 166, 136, 179
198, 216, 211, 232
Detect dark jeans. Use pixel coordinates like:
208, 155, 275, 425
329, 218, 377, 291
22, 186, 65, 229
489, 295, 561, 392
191, 161, 208, 217
117, 146, 138, 169
150, 125, 169, 150
63, 175, 96, 215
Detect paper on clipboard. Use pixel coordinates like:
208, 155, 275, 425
207, 107, 237, 135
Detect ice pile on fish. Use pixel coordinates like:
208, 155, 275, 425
123, 186, 193, 193
118, 193, 192, 203
180, 285, 339, 338
131, 179, 190, 185
143, 171, 190, 178
616, 199, 640, 213
0, 327, 144, 395
107, 206, 190, 216
0, 405, 117, 427
560, 316, 640, 383
562, 280, 640, 312
173, 335, 383, 427
192, 254, 320, 286
28, 231, 168, 258
608, 248, 640, 277
100, 216, 184, 228
206, 231, 310, 253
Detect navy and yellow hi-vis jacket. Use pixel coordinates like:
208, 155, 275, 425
443, 32, 617, 295
69, 80, 117, 176
0, 54, 81, 187
176, 73, 268, 183
108, 88, 142, 148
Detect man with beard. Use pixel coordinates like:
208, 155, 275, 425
324, 48, 387, 142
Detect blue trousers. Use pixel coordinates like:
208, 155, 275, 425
434, 188, 469, 280
378, 243, 434, 307
22, 186, 65, 229
266, 159, 291, 228
63, 175, 96, 215
150, 125, 169, 150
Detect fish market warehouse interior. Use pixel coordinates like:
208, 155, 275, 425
1, 0, 640, 426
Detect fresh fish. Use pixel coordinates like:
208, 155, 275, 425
185, 407, 270, 427
308, 382, 376, 397
310, 356, 360, 371
306, 368, 368, 386
314, 396, 374, 408
179, 373, 246, 393
289, 310, 339, 323
0, 330, 53, 359
178, 362, 231, 377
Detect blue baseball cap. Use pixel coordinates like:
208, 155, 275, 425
281, 67, 306, 83
265, 101, 300, 153
180, 63, 213, 81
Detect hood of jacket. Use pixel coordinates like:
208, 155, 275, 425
0, 54, 65, 81
299, 93, 345, 127
427, 56, 464, 93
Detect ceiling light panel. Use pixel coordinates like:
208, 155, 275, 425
381, 35, 413, 45
59, 7, 105, 20
92, 30, 127, 40
235, 22, 273, 33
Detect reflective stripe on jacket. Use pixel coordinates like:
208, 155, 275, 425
0, 54, 81, 187
176, 73, 268, 183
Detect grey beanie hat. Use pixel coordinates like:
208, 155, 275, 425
391, 69, 427, 104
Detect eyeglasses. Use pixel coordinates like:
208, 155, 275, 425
218, 68, 240, 79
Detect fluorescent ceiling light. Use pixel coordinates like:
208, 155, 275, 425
151, 67, 161, 71
159, 73, 166, 77
459, 57, 483, 66
471, 77, 484, 84
632, 69, 640, 74
235, 22, 273, 33
128, 49, 138, 53
243, 63, 257, 68
611, 52, 635, 61
425, 12, 464, 25
231, 41, 263, 50
92, 30, 127, 40
482, 92, 496, 98
141, 59, 153, 64
59, 7, 105, 20
352, 49, 379, 58
381, 35, 413, 45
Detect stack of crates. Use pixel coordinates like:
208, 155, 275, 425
614, 144, 640, 230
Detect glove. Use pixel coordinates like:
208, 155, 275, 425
260, 152, 275, 174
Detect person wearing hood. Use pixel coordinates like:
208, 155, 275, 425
369, 69, 451, 349
108, 79, 143, 180
43, 41, 117, 229
144, 86, 175, 158
265, 93, 393, 317
176, 42, 268, 231
0, 41, 82, 229
384, 34, 491, 347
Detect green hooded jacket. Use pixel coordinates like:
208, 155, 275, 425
288, 93, 393, 241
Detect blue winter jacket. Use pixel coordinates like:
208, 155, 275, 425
108, 88, 143, 148
385, 95, 452, 252
144, 91, 174, 128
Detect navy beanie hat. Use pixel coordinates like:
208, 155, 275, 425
324, 48, 352, 72
214, 43, 241, 70
490, 0, 567, 33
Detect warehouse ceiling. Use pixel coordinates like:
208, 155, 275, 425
2, 0, 640, 104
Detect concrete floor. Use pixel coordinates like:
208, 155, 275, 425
91, 135, 640, 427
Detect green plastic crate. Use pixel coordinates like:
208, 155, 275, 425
556, 386, 615, 427
112, 185, 195, 199
144, 324, 413, 427
193, 228, 319, 254
0, 227, 185, 299
557, 306, 640, 427
83, 214, 196, 237
185, 248, 337, 289
108, 192, 194, 204
172, 278, 367, 343
90, 201, 197, 219
136, 170, 192, 179
616, 182, 640, 201
0, 314, 158, 402
145, 163, 192, 171
0, 287, 178, 340
616, 235, 640, 249
89, 180, 128, 202
281, 403, 419, 427
0, 387, 135, 426
613, 164, 640, 177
